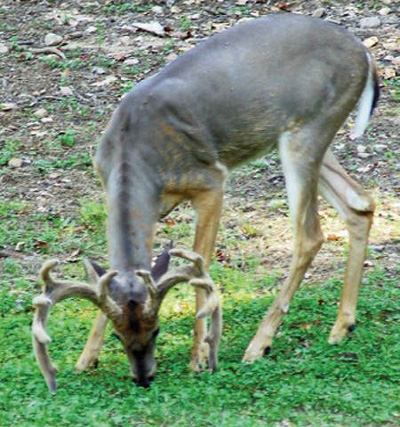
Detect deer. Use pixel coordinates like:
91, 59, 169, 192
32, 13, 379, 393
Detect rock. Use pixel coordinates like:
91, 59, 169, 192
8, 158, 23, 168
92, 66, 107, 74
363, 36, 379, 48
44, 33, 63, 46
268, 199, 285, 209
166, 52, 178, 62
0, 43, 9, 54
119, 36, 131, 46
60, 86, 73, 96
357, 144, 366, 153
34, 108, 48, 118
379, 7, 391, 16
374, 144, 386, 153
312, 8, 326, 18
123, 58, 139, 66
66, 31, 83, 40
360, 17, 381, 28
152, 6, 164, 14
85, 26, 97, 34
1, 102, 17, 111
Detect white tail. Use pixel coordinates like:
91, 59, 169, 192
352, 52, 379, 139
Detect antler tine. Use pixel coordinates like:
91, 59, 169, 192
136, 270, 160, 317
189, 277, 222, 372
98, 271, 123, 320
169, 248, 206, 276
149, 248, 222, 371
32, 260, 122, 393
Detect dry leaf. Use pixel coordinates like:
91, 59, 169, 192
327, 234, 342, 241
363, 36, 379, 48
92, 75, 117, 87
131, 21, 165, 37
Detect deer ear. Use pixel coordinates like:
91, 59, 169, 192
151, 240, 173, 282
83, 258, 107, 285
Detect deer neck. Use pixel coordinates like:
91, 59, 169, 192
106, 158, 159, 273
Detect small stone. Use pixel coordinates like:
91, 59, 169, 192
1, 102, 17, 111
360, 17, 381, 29
166, 52, 178, 62
268, 199, 285, 209
0, 43, 9, 54
373, 144, 386, 153
379, 7, 391, 16
357, 144, 366, 153
312, 8, 326, 18
119, 36, 131, 46
44, 33, 63, 46
66, 31, 83, 40
123, 58, 139, 66
152, 6, 164, 14
92, 66, 107, 74
8, 158, 23, 168
34, 108, 48, 118
85, 26, 97, 34
60, 86, 73, 96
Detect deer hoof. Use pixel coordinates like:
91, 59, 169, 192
328, 320, 353, 344
190, 341, 210, 372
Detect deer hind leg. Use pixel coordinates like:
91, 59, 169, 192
189, 169, 225, 371
75, 312, 108, 371
319, 149, 374, 343
244, 130, 326, 363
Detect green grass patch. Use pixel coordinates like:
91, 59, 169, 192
0, 257, 399, 425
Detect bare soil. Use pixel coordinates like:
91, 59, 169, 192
0, 0, 399, 284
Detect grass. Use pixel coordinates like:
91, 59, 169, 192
0, 198, 399, 426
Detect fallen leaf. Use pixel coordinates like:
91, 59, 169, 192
363, 36, 379, 48
165, 218, 176, 227
131, 21, 165, 37
113, 52, 127, 61
327, 234, 342, 241
92, 75, 118, 87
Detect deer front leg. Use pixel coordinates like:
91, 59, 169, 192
190, 187, 224, 371
75, 312, 108, 371
319, 149, 374, 343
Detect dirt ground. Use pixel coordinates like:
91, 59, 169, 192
0, 0, 399, 284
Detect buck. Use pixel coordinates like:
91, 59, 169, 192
32, 13, 379, 392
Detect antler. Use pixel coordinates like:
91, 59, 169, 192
32, 260, 123, 393
137, 249, 222, 371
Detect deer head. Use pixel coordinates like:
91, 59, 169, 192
32, 247, 221, 393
